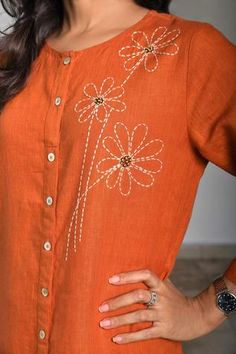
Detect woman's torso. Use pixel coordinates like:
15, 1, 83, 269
0, 9, 229, 354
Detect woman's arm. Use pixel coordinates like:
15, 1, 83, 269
223, 258, 236, 285
224, 277, 236, 293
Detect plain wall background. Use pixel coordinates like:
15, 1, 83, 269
0, 1, 236, 244
169, 0, 236, 245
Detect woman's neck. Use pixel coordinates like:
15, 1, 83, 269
62, 0, 147, 34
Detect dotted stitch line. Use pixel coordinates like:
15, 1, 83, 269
65, 117, 94, 261
95, 122, 164, 196
70, 64, 143, 248
65, 24, 181, 259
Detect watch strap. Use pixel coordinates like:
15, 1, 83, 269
213, 275, 228, 295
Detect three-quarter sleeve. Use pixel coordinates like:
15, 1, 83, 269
186, 23, 236, 285
186, 22, 236, 176
223, 258, 236, 285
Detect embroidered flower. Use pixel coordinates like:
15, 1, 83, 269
96, 122, 164, 196
118, 26, 181, 72
74, 77, 126, 123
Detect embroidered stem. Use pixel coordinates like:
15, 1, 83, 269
65, 117, 94, 261
77, 173, 108, 204
77, 111, 110, 244
120, 56, 144, 87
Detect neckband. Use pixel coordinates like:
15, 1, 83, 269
43, 9, 159, 58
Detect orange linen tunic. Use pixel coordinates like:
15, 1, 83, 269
0, 9, 236, 354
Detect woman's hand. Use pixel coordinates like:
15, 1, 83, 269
98, 269, 227, 344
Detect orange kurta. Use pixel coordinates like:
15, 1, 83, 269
0, 9, 236, 354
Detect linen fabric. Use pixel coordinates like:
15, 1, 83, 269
0, 9, 236, 354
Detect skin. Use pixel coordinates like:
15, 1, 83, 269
47, 0, 150, 52
48, 0, 236, 344
98, 269, 236, 344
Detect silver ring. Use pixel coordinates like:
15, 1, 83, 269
145, 290, 158, 306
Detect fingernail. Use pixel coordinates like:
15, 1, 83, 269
113, 336, 122, 343
99, 303, 109, 312
109, 275, 120, 283
100, 319, 111, 327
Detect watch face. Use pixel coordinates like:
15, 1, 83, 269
217, 292, 236, 314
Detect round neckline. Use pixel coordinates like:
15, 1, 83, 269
43, 9, 157, 58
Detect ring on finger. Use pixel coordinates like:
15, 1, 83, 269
144, 290, 158, 307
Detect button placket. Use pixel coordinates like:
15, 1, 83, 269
37, 52, 75, 351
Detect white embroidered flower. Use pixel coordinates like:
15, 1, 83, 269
74, 77, 126, 123
96, 122, 164, 196
118, 26, 181, 72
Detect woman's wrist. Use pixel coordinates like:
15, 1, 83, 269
192, 275, 236, 336
196, 275, 236, 335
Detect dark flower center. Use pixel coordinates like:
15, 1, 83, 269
120, 155, 132, 168
144, 45, 155, 53
94, 97, 104, 105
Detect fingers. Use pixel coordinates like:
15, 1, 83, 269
100, 308, 158, 329
99, 288, 153, 313
109, 268, 161, 290
98, 268, 163, 344
112, 326, 161, 344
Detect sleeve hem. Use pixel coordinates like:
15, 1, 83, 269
223, 259, 236, 285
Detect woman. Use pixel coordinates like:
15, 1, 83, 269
0, 0, 235, 353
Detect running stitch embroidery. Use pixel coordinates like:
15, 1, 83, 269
74, 77, 126, 123
118, 26, 181, 72
65, 25, 181, 261
96, 122, 164, 196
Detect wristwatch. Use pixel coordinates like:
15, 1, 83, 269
213, 275, 236, 316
